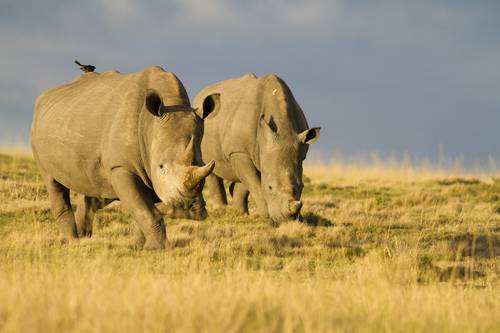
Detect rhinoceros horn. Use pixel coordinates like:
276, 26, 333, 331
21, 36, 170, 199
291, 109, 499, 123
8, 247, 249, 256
185, 160, 216, 190
193, 160, 215, 182
177, 136, 195, 166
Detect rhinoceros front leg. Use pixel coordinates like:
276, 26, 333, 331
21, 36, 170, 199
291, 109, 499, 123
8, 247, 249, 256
229, 182, 250, 215
229, 153, 268, 217
205, 173, 228, 209
110, 168, 166, 250
45, 177, 78, 240
75, 196, 114, 238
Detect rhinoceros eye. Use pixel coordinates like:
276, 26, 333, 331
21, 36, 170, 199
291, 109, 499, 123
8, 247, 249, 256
268, 185, 273, 191
159, 164, 164, 169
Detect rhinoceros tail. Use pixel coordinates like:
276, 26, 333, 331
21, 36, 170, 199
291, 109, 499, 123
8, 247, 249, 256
74, 60, 96, 73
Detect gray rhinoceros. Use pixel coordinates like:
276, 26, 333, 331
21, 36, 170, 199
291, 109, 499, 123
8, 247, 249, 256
31, 66, 219, 249
193, 73, 320, 223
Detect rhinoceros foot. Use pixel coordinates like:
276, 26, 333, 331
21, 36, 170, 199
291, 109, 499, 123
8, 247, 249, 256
77, 226, 92, 238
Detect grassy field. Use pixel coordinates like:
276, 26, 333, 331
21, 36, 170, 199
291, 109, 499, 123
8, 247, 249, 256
0, 151, 499, 332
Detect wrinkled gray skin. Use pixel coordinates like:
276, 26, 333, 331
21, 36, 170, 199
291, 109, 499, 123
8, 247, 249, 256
193, 73, 320, 224
31, 66, 219, 249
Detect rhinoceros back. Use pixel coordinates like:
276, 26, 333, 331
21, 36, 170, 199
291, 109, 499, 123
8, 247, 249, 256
194, 73, 309, 179
31, 66, 190, 198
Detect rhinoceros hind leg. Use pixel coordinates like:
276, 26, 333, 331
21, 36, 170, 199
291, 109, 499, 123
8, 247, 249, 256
45, 177, 78, 240
230, 182, 249, 215
110, 168, 165, 250
75, 196, 114, 238
205, 173, 227, 209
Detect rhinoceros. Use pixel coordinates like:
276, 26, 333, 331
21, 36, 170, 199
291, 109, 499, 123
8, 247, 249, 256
193, 73, 320, 223
31, 66, 219, 249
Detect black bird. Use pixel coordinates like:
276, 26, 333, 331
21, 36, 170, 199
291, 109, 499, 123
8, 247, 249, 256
74, 60, 96, 73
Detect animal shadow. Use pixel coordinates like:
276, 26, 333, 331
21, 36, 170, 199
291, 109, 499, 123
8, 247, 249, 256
302, 212, 334, 227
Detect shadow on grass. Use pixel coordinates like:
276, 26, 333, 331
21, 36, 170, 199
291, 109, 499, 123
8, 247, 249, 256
421, 232, 500, 259
448, 233, 500, 258
326, 239, 365, 257
302, 212, 334, 227
436, 178, 481, 186
417, 256, 485, 284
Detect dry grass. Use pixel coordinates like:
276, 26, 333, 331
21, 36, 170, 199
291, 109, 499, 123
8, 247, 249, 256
0, 151, 499, 332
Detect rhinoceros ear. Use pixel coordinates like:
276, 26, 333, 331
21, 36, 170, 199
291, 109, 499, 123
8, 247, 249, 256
145, 89, 164, 117
196, 93, 220, 119
298, 127, 321, 145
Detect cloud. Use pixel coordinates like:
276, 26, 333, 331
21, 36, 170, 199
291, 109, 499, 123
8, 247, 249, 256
91, 0, 141, 23
175, 0, 240, 26
0, 0, 499, 164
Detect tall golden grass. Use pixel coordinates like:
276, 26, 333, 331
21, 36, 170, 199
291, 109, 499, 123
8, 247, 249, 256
0, 151, 498, 332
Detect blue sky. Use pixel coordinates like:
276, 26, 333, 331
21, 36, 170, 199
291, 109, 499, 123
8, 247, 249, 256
1, 0, 499, 166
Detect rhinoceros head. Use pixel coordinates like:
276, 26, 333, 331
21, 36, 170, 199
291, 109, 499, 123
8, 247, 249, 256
258, 114, 320, 223
143, 90, 219, 220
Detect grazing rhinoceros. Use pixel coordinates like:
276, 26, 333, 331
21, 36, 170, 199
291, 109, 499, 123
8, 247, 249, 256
193, 73, 320, 224
31, 66, 219, 249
